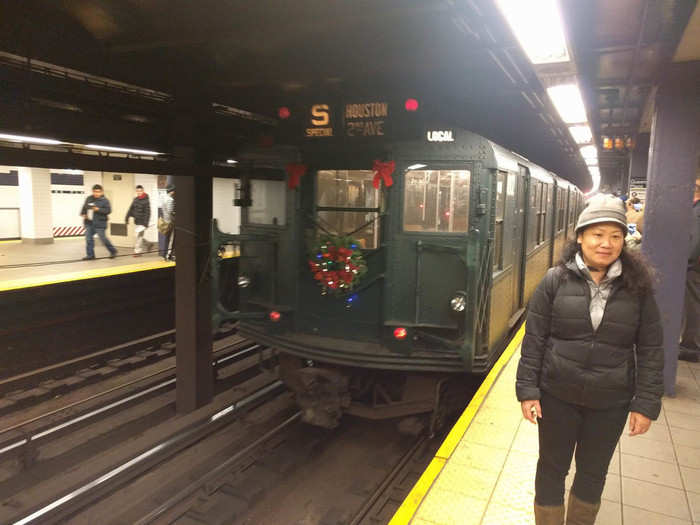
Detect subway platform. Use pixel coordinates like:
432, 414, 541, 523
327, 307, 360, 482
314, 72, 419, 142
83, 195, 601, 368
0, 237, 172, 291
391, 325, 700, 525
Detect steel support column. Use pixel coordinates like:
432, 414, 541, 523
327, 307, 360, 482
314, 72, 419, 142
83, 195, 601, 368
175, 173, 214, 412
642, 65, 700, 397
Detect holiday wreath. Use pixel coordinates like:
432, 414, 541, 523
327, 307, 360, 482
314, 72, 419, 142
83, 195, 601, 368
308, 235, 368, 295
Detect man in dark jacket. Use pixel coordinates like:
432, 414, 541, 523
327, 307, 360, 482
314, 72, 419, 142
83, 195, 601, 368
80, 184, 117, 260
125, 185, 152, 256
679, 176, 700, 361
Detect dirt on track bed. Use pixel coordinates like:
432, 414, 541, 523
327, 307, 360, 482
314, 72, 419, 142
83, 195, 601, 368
228, 417, 439, 525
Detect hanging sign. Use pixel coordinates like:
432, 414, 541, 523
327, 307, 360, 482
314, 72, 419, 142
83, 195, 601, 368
427, 130, 455, 142
305, 104, 334, 137
344, 101, 389, 137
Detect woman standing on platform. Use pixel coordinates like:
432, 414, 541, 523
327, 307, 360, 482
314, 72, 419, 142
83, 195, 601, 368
516, 194, 664, 525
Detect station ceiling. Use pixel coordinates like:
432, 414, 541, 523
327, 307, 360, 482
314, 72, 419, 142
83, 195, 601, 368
0, 1, 696, 190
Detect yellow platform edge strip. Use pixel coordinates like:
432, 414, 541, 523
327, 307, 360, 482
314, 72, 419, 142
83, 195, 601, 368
0, 260, 175, 292
388, 322, 526, 525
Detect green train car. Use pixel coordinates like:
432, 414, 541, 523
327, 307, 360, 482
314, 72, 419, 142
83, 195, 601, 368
214, 107, 583, 428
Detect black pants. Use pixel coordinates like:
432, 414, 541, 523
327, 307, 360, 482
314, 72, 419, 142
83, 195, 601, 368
535, 391, 628, 506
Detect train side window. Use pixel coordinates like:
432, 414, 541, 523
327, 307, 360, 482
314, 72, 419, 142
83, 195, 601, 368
537, 182, 548, 244
316, 170, 381, 249
249, 179, 286, 226
527, 181, 539, 251
403, 170, 471, 233
557, 188, 566, 232
545, 184, 553, 240
493, 171, 506, 271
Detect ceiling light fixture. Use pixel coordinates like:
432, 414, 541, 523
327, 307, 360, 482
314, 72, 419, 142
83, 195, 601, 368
85, 144, 162, 156
547, 84, 588, 124
495, 0, 570, 64
568, 124, 593, 144
406, 164, 427, 170
0, 133, 63, 146
580, 145, 598, 160
226, 159, 238, 164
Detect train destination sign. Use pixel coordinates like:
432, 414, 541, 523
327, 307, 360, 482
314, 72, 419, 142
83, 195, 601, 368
427, 130, 455, 142
344, 101, 389, 137
305, 104, 334, 137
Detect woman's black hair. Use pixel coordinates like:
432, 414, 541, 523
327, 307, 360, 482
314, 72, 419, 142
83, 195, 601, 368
557, 231, 656, 297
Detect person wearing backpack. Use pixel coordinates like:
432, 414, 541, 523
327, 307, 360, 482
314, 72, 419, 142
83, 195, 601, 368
158, 184, 175, 261
516, 194, 664, 525
125, 185, 153, 256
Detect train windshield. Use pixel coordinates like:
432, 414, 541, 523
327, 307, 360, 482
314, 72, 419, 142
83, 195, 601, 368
316, 170, 382, 249
249, 179, 286, 226
403, 169, 471, 232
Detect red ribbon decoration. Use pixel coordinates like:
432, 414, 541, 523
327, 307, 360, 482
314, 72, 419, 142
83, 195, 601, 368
286, 163, 308, 189
372, 160, 396, 189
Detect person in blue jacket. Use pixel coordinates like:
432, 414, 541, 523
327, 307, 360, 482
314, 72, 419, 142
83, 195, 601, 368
80, 184, 117, 260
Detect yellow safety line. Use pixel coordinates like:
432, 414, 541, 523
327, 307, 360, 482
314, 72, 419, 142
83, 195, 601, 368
388, 322, 526, 525
0, 260, 175, 292
0, 239, 22, 245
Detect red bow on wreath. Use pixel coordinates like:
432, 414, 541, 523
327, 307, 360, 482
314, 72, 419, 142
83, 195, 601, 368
286, 163, 308, 189
372, 160, 396, 189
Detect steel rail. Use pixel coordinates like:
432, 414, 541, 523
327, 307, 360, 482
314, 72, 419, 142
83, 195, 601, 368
11, 380, 286, 525
0, 342, 261, 458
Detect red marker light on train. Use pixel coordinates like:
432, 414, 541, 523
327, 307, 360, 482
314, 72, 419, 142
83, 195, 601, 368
404, 98, 419, 112
393, 327, 408, 340
269, 311, 281, 322
278, 107, 291, 119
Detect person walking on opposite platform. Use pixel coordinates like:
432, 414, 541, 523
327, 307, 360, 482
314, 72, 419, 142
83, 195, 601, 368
158, 184, 175, 261
125, 185, 153, 256
80, 184, 117, 260
679, 177, 700, 362
516, 194, 664, 525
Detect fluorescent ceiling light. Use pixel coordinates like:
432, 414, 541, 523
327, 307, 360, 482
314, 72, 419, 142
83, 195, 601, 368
226, 159, 238, 164
580, 145, 598, 160
0, 133, 62, 145
587, 167, 601, 195
85, 144, 162, 155
547, 84, 587, 124
406, 164, 427, 170
57, 169, 84, 174
495, 0, 570, 64
585, 157, 598, 167
568, 125, 592, 144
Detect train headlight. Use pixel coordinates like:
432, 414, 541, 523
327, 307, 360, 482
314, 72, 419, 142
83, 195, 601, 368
450, 293, 466, 312
237, 275, 252, 288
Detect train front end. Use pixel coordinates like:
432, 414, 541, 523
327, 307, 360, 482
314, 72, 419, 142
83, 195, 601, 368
226, 103, 498, 427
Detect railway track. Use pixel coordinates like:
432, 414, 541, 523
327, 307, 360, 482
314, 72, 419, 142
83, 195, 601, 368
0, 322, 238, 415
0, 335, 277, 523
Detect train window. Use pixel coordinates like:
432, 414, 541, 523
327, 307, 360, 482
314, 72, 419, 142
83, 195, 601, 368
537, 182, 548, 244
403, 170, 471, 233
557, 188, 566, 232
527, 181, 539, 251
316, 170, 381, 249
249, 179, 286, 226
493, 171, 506, 271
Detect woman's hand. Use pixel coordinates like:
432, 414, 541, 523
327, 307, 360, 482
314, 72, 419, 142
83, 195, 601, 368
629, 412, 652, 436
521, 400, 542, 424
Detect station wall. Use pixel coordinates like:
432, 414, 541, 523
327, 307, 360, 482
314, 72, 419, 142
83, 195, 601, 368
0, 168, 241, 240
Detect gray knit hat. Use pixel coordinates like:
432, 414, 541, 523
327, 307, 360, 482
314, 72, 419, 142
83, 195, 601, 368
575, 194, 628, 233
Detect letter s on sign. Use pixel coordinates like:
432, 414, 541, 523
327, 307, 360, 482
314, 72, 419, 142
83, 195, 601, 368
311, 104, 330, 126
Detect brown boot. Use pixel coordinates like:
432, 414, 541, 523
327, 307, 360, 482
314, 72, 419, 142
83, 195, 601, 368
566, 492, 600, 525
534, 502, 565, 525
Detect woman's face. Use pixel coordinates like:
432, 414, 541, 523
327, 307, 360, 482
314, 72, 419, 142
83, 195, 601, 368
577, 223, 624, 269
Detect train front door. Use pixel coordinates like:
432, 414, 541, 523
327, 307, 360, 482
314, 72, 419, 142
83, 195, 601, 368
511, 167, 528, 314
